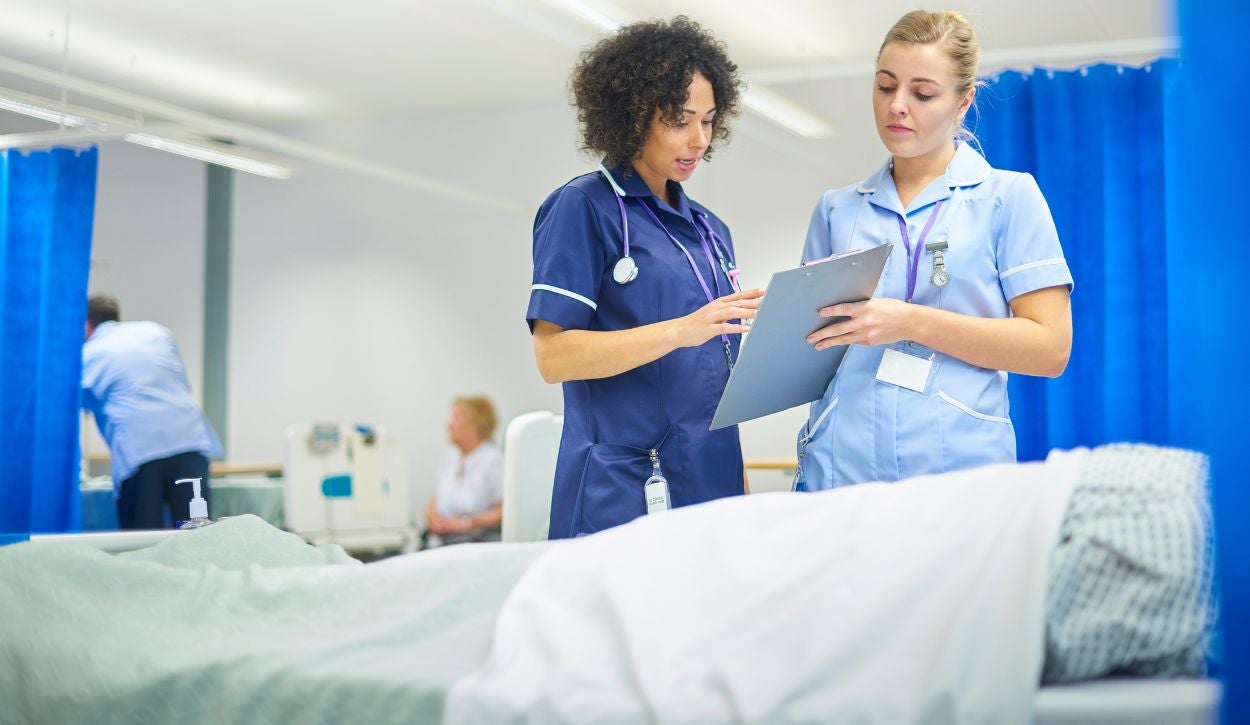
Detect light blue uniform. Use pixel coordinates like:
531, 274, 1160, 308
796, 143, 1073, 490
82, 321, 222, 493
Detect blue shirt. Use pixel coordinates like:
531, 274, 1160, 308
82, 321, 222, 490
527, 164, 744, 538
797, 143, 1073, 489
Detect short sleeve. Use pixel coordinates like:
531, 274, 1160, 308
995, 173, 1074, 301
81, 343, 103, 413
801, 192, 835, 263
526, 186, 607, 332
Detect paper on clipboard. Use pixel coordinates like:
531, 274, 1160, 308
710, 243, 893, 430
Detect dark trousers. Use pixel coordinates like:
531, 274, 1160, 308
117, 451, 211, 529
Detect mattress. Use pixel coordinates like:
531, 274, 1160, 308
1034, 679, 1220, 725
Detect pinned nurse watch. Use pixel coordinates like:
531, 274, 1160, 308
926, 240, 950, 288
613, 255, 639, 284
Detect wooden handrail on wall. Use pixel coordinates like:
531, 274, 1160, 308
743, 458, 799, 471
86, 456, 283, 477
86, 457, 795, 477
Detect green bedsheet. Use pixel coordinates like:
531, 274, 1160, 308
0, 515, 549, 724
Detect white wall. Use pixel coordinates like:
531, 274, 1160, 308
82, 142, 208, 460
225, 95, 888, 502
229, 104, 579, 506
74, 82, 891, 502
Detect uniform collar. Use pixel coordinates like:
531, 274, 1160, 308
599, 162, 692, 219
88, 320, 118, 341
857, 142, 991, 214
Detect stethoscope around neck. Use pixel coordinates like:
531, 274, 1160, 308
598, 165, 740, 291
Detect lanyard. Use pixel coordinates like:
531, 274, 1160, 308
638, 202, 722, 303
638, 202, 736, 369
896, 200, 944, 303
694, 214, 742, 293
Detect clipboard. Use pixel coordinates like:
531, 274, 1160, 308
710, 243, 893, 430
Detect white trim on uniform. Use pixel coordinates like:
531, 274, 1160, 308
937, 391, 1012, 424
532, 284, 597, 311
801, 396, 839, 445
1000, 257, 1067, 281
948, 166, 991, 187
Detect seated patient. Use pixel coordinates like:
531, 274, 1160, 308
423, 396, 504, 547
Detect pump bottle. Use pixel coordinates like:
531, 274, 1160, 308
175, 478, 214, 529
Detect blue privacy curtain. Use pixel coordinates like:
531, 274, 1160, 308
1173, 0, 1248, 720
973, 60, 1178, 461
0, 147, 98, 538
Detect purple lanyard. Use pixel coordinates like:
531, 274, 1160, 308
639, 203, 722, 302
694, 215, 742, 293
896, 201, 944, 303
638, 202, 731, 349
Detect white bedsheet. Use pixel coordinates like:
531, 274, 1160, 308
446, 450, 1085, 724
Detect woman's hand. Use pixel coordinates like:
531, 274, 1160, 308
807, 298, 916, 350
805, 287, 1072, 377
670, 288, 764, 349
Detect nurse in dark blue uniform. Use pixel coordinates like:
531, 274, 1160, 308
527, 17, 762, 539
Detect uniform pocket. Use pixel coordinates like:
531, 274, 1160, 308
936, 389, 1015, 472
937, 390, 1010, 424
572, 442, 651, 536
794, 395, 838, 491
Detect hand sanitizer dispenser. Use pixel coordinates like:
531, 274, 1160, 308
175, 478, 213, 529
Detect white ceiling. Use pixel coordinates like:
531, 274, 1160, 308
0, 0, 1173, 125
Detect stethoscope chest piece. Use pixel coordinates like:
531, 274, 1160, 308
613, 255, 639, 285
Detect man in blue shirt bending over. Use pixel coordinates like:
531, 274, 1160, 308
82, 294, 222, 529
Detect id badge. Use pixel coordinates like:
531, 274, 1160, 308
644, 474, 671, 514
876, 345, 934, 393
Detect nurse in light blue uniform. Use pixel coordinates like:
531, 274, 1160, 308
797, 10, 1074, 490
528, 18, 763, 538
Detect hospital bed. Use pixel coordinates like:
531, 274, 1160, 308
3, 443, 1218, 725
29, 528, 184, 553
498, 416, 1221, 724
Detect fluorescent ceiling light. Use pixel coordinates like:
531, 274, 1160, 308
0, 128, 122, 150
0, 8, 321, 116
123, 133, 294, 179
741, 86, 834, 139
0, 62, 519, 208
0, 90, 295, 180
0, 96, 101, 129
538, 0, 623, 32
529, 0, 835, 139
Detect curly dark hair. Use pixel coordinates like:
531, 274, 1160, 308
571, 16, 741, 167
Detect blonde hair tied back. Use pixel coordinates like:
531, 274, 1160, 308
878, 10, 982, 143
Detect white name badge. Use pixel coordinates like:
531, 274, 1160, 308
644, 475, 671, 514
876, 346, 934, 393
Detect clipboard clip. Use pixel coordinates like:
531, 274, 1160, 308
801, 250, 859, 267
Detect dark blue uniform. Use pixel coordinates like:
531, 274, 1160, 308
527, 164, 744, 538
